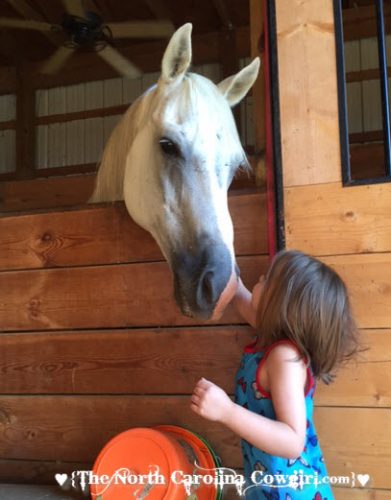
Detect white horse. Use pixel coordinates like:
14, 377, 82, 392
90, 23, 260, 320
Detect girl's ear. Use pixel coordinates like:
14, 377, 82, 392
217, 58, 261, 107
161, 23, 192, 84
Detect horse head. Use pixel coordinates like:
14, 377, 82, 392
90, 24, 260, 320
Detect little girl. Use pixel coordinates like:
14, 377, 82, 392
191, 250, 360, 499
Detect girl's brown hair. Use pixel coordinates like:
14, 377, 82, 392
255, 250, 360, 384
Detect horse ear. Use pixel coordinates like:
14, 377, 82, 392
217, 58, 261, 107
161, 23, 192, 84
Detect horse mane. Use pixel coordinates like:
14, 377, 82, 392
89, 89, 153, 203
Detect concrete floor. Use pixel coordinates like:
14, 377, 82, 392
0, 485, 87, 500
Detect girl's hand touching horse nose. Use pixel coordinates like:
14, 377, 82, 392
190, 378, 233, 423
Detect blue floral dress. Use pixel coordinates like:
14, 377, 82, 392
234, 339, 334, 499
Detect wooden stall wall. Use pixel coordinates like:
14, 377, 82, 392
276, 0, 391, 499
0, 194, 268, 486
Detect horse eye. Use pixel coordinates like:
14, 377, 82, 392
159, 138, 180, 157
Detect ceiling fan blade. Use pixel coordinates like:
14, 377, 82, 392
0, 17, 55, 31
62, 0, 85, 18
98, 45, 142, 79
107, 20, 175, 39
41, 46, 75, 74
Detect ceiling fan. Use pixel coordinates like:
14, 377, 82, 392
0, 0, 175, 77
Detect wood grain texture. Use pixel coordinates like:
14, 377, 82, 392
321, 253, 391, 329
285, 182, 391, 255
0, 256, 267, 331
0, 328, 389, 408
0, 397, 389, 488
276, 0, 341, 186
0, 174, 96, 212
0, 162, 259, 212
0, 192, 267, 271
0, 326, 254, 394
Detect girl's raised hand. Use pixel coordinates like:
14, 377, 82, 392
190, 378, 233, 423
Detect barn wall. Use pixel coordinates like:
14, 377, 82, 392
0, 188, 269, 485
276, 0, 391, 498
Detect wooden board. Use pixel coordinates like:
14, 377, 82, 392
0, 328, 389, 409
285, 182, 391, 255
0, 397, 389, 488
0, 256, 267, 331
1, 252, 389, 330
0, 174, 96, 212
321, 253, 391, 329
0, 162, 259, 212
0, 192, 267, 271
276, 0, 341, 186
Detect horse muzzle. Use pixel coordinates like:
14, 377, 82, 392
171, 241, 237, 320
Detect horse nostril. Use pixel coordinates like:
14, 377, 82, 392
200, 270, 216, 305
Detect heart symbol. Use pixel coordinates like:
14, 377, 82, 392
55, 473, 68, 487
357, 474, 370, 487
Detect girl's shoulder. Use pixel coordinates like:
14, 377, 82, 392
258, 340, 315, 397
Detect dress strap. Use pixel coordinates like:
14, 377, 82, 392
255, 339, 315, 398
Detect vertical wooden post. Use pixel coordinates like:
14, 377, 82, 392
250, 0, 266, 186
15, 64, 35, 179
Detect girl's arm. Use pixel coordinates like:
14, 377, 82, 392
232, 274, 265, 328
191, 344, 307, 459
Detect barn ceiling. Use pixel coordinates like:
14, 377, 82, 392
0, 0, 250, 67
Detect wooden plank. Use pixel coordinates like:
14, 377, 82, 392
0, 174, 96, 212
0, 326, 254, 394
35, 104, 130, 126
276, 0, 341, 186
0, 120, 16, 131
0, 328, 389, 408
0, 398, 389, 488
316, 407, 391, 490
285, 182, 391, 255
316, 330, 391, 407
0, 192, 267, 270
0, 162, 259, 212
321, 253, 391, 329
0, 256, 267, 331
0, 395, 241, 465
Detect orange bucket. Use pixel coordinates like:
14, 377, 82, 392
90, 426, 221, 499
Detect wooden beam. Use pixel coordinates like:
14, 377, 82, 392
0, 191, 266, 270
346, 67, 391, 83
250, 0, 266, 186
5, 0, 60, 45
0, 256, 266, 331
35, 104, 129, 125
